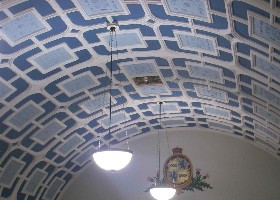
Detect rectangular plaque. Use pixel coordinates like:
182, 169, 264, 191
0, 159, 24, 188
163, 0, 211, 22
253, 84, 280, 107
60, 74, 97, 96
32, 46, 74, 73
254, 104, 280, 125
1, 12, 48, 44
203, 106, 230, 119
189, 65, 223, 83
77, 0, 126, 17
195, 86, 227, 102
7, 103, 43, 131
249, 13, 280, 47
177, 33, 218, 55
252, 53, 280, 80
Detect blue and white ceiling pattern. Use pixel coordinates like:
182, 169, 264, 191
0, 0, 280, 199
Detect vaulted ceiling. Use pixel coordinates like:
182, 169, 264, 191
0, 0, 280, 199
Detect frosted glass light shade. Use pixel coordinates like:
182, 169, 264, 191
150, 187, 176, 200
92, 149, 133, 171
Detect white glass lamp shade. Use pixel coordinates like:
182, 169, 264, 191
150, 187, 176, 200
92, 148, 133, 171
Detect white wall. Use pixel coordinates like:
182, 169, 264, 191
61, 128, 280, 200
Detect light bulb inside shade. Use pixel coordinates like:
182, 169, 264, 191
92, 149, 133, 171
150, 187, 176, 200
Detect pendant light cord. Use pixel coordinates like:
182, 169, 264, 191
163, 107, 171, 157
108, 27, 115, 148
157, 102, 163, 182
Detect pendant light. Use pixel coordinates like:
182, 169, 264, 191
92, 20, 133, 171
149, 102, 176, 200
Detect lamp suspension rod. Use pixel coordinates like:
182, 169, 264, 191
157, 102, 163, 180
108, 26, 115, 148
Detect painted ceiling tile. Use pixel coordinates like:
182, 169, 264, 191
253, 85, 280, 107
44, 178, 65, 200
80, 95, 111, 114
255, 123, 279, 141
252, 54, 280, 79
195, 86, 227, 102
0, 159, 25, 188
254, 104, 280, 125
77, 0, 126, 16
161, 119, 186, 127
189, 66, 223, 83
32, 47, 74, 72
1, 12, 47, 43
32, 120, 66, 145
251, 16, 280, 47
138, 85, 170, 96
103, 32, 145, 49
74, 149, 92, 166
0, 79, 14, 100
60, 74, 97, 96
149, 103, 179, 113
164, 0, 209, 19
208, 121, 232, 130
22, 169, 48, 196
6, 103, 43, 131
56, 135, 85, 157
100, 111, 130, 127
204, 106, 230, 119
124, 63, 158, 78
115, 127, 138, 139
176, 32, 218, 55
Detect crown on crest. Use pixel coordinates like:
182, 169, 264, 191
172, 147, 183, 154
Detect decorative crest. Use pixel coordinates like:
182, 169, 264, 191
146, 147, 213, 194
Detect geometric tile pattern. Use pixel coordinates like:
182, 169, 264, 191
164, 0, 209, 19
59, 74, 97, 96
22, 169, 48, 196
1, 12, 47, 44
208, 121, 232, 131
253, 85, 280, 107
76, 0, 127, 17
0, 79, 14, 100
124, 63, 158, 78
56, 135, 84, 157
177, 34, 217, 55
252, 54, 280, 79
80, 95, 111, 114
195, 86, 227, 102
100, 112, 130, 128
103, 32, 145, 49
32, 47, 74, 72
114, 127, 139, 140
6, 103, 43, 131
188, 66, 223, 83
0, 0, 280, 199
204, 106, 230, 119
161, 118, 186, 127
254, 105, 280, 125
250, 15, 280, 47
149, 103, 179, 114
255, 122, 279, 142
0, 159, 24, 188
44, 178, 65, 200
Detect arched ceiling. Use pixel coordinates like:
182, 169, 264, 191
0, 0, 280, 199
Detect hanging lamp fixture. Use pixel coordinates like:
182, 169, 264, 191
92, 20, 133, 171
149, 102, 176, 200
